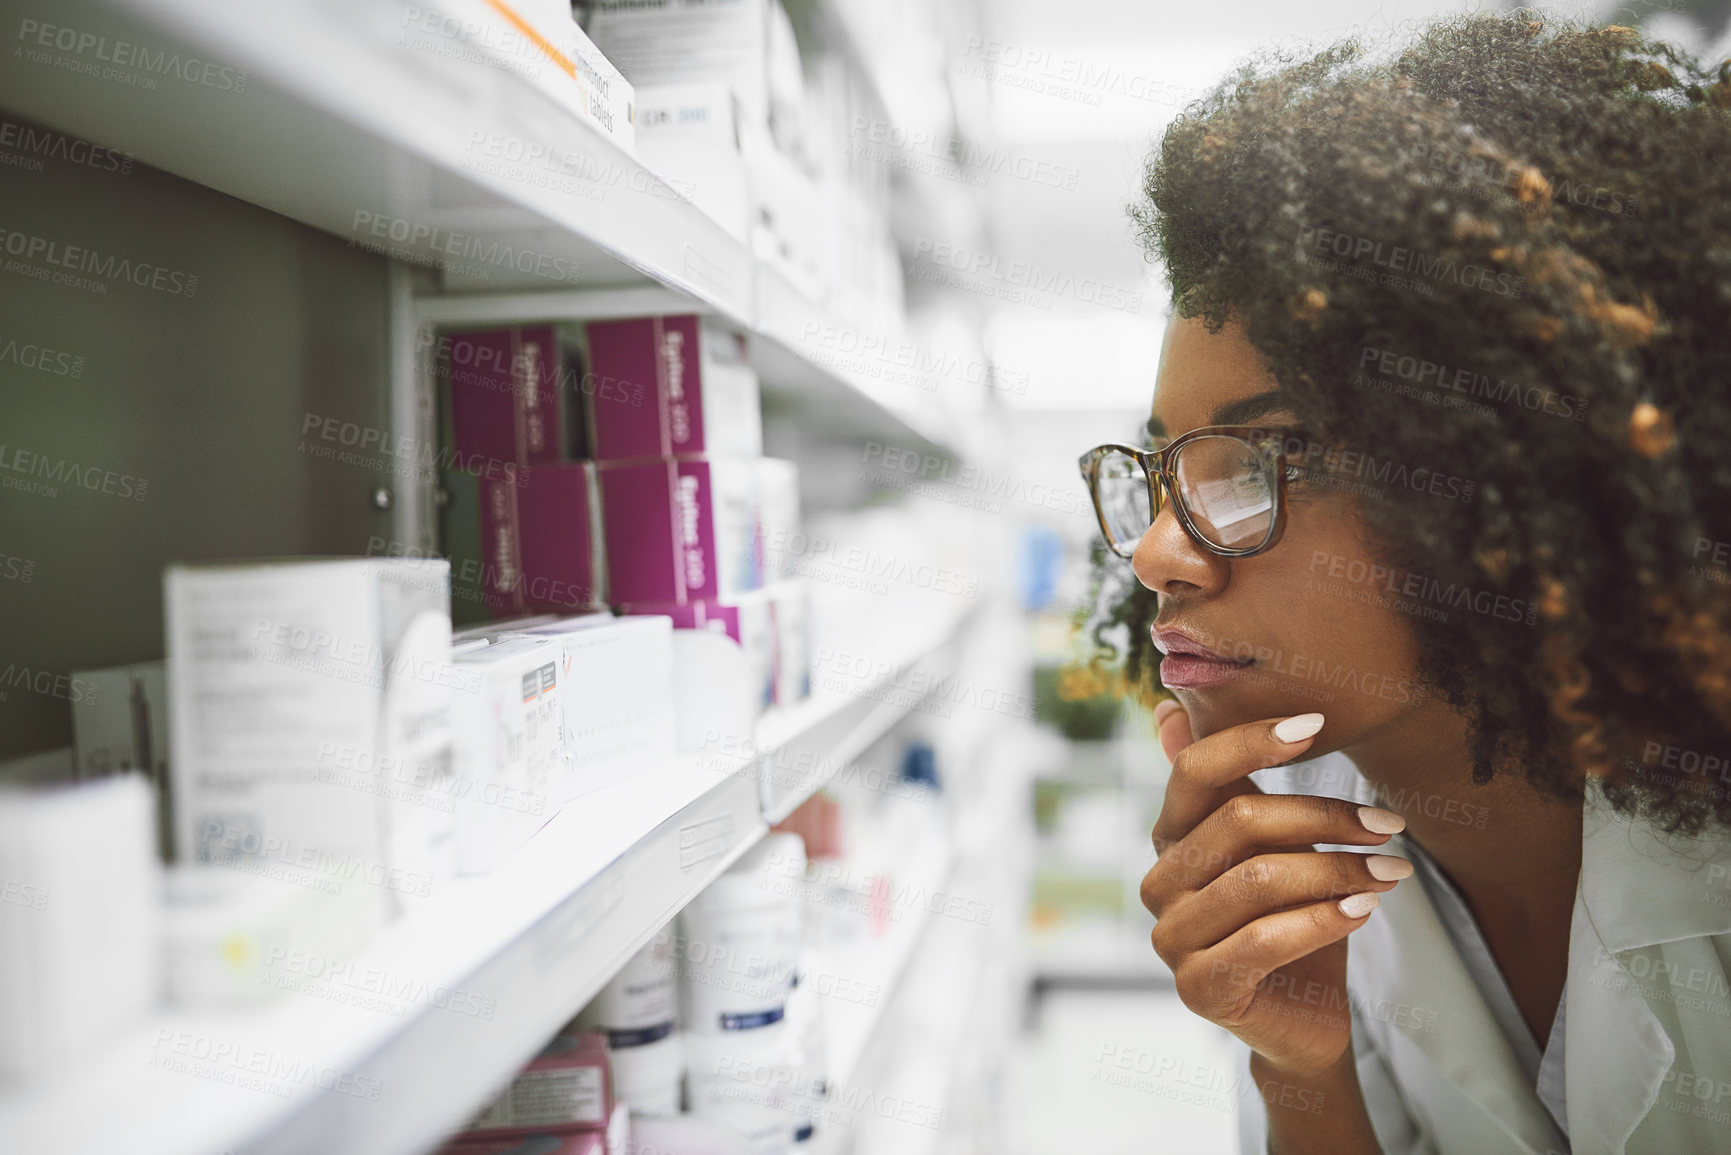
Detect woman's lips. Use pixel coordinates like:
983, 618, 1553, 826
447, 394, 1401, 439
1151, 625, 1252, 689
1159, 651, 1253, 689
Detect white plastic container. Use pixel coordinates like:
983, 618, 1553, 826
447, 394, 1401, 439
589, 928, 684, 1116
164, 864, 376, 1008
677, 834, 805, 1034
0, 773, 159, 1082
684, 1022, 809, 1155
613, 1032, 683, 1117
627, 1114, 754, 1155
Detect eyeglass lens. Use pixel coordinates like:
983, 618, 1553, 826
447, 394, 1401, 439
1094, 452, 1154, 556
1095, 437, 1274, 554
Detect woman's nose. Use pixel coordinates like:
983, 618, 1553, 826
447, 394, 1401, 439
1131, 503, 1229, 597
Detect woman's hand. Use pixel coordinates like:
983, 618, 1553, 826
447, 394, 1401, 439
1140, 702, 1410, 1078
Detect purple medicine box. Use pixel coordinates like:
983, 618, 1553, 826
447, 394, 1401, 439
584, 315, 761, 460
444, 325, 567, 466
477, 471, 524, 615
517, 462, 604, 613
598, 457, 759, 605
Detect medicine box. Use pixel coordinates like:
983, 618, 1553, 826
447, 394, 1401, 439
461, 1030, 614, 1137
441, 325, 582, 467
599, 456, 760, 604
635, 83, 750, 242
414, 0, 635, 153
479, 469, 527, 617
583, 315, 761, 460
620, 594, 775, 711
505, 615, 677, 800
518, 460, 606, 613
586, 0, 778, 133
451, 634, 565, 874
165, 558, 456, 924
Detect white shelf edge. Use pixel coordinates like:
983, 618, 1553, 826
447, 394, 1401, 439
411, 285, 699, 328
0, 750, 765, 1155
1, 0, 755, 321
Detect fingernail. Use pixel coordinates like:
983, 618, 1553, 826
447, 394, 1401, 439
1272, 713, 1325, 743
1339, 892, 1381, 918
1365, 854, 1413, 881
1154, 698, 1182, 725
1357, 806, 1406, 835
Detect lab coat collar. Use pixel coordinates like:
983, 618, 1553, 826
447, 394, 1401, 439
1562, 782, 1731, 1155
1355, 831, 1570, 1155
1366, 785, 1731, 1155
1576, 779, 1731, 953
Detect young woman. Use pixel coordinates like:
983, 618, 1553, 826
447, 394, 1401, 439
1080, 14, 1731, 1154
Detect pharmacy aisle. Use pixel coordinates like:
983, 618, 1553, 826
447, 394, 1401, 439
0, 0, 1253, 1150
0, 0, 1085, 1152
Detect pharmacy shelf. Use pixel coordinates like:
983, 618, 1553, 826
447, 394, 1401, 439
0, 754, 765, 1155
0, 597, 978, 1155
1029, 918, 1172, 992
1, 0, 752, 317
753, 263, 958, 453
408, 277, 960, 455
0, 0, 960, 456
756, 598, 976, 825
821, 832, 957, 1092
825, 923, 985, 1155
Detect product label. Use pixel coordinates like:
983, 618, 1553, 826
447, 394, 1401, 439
470, 1066, 604, 1128
607, 1022, 675, 1048
720, 1007, 785, 1031
597, 928, 679, 1028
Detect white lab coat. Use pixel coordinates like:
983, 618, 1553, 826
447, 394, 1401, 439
1234, 757, 1731, 1155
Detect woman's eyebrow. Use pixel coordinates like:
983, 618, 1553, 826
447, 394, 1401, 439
1210, 390, 1293, 426
1147, 390, 1293, 442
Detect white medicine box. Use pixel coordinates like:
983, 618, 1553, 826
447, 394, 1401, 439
507, 614, 678, 800
451, 634, 565, 874
165, 558, 456, 924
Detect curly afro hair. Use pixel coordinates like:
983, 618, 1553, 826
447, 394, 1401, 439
1090, 12, 1731, 834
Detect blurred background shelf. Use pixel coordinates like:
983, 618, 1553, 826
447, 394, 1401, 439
751, 261, 961, 457
756, 597, 977, 823
818, 832, 956, 1092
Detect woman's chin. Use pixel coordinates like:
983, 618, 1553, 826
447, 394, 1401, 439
1169, 685, 1331, 742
